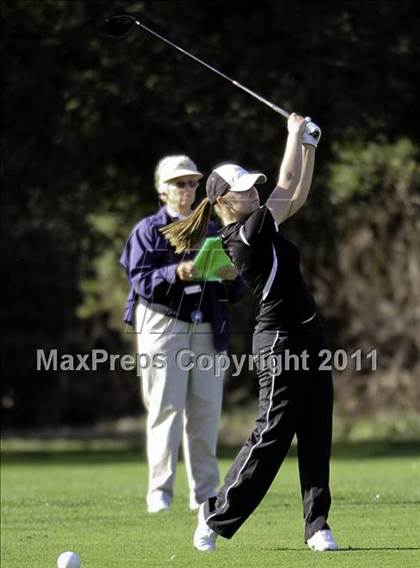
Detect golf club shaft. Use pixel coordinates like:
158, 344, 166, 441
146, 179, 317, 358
133, 19, 290, 119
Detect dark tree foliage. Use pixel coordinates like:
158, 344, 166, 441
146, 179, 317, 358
2, 0, 420, 427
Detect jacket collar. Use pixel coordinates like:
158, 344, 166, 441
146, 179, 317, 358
156, 205, 183, 222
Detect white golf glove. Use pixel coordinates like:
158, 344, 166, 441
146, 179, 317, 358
302, 116, 322, 148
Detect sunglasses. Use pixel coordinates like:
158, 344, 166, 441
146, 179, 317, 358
170, 180, 199, 189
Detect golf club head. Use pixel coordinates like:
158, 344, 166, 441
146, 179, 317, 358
104, 15, 137, 39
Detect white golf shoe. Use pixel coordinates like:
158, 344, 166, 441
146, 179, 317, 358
307, 529, 338, 551
193, 504, 217, 551
147, 491, 170, 513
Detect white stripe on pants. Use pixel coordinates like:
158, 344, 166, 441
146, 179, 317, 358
135, 301, 224, 509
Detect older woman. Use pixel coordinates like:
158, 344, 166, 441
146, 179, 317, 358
121, 155, 243, 513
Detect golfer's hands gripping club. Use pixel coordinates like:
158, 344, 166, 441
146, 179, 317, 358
302, 116, 322, 148
177, 261, 199, 281
287, 113, 308, 137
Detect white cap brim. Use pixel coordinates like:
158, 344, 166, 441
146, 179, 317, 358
230, 173, 267, 193
160, 169, 203, 183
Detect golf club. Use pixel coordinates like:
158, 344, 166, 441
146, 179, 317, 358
104, 14, 291, 119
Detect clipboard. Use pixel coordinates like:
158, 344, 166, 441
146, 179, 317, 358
193, 236, 233, 281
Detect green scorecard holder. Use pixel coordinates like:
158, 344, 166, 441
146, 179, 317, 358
193, 236, 233, 281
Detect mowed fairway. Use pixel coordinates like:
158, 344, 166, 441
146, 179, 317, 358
1, 443, 420, 568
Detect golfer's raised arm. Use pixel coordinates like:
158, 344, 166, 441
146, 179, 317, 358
266, 113, 320, 225
286, 144, 316, 219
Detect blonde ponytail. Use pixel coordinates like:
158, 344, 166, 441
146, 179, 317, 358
160, 198, 212, 253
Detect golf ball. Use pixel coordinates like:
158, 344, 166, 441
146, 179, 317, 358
57, 551, 81, 568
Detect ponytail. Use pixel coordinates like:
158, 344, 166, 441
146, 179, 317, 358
160, 198, 213, 253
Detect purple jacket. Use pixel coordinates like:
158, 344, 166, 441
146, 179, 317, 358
120, 206, 244, 352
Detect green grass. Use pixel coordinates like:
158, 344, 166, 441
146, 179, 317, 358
1, 443, 420, 567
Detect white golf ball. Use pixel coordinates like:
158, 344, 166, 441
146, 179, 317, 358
57, 551, 81, 568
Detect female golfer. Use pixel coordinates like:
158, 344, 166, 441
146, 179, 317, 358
161, 113, 338, 552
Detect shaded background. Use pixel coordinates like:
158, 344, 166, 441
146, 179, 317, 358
2, 0, 420, 433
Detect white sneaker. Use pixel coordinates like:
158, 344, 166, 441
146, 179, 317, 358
193, 504, 217, 551
307, 529, 338, 551
147, 491, 170, 513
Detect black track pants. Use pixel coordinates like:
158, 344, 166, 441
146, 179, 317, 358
204, 319, 333, 541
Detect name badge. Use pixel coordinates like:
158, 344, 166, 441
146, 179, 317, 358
184, 285, 202, 295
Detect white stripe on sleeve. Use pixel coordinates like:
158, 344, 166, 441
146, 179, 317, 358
262, 244, 278, 301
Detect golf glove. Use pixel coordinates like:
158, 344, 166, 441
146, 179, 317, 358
302, 116, 322, 148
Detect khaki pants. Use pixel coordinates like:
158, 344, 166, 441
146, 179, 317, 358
135, 300, 224, 509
